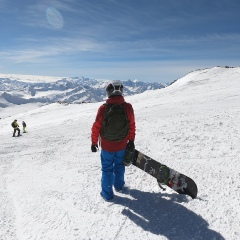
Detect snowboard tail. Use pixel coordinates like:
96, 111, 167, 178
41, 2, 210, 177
132, 150, 198, 199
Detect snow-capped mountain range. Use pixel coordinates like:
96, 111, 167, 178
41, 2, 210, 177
0, 74, 166, 107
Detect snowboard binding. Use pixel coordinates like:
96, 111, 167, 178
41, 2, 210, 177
157, 164, 170, 184
157, 165, 170, 191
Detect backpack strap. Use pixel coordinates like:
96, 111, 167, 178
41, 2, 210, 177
102, 102, 127, 117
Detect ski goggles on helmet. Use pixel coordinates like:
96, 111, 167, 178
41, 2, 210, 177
106, 80, 123, 97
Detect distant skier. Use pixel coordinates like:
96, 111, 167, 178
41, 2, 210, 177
22, 121, 27, 133
11, 119, 21, 137
91, 80, 136, 201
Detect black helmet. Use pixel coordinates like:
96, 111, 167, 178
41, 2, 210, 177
106, 80, 124, 97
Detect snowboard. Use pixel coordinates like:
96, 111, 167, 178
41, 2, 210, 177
132, 150, 198, 199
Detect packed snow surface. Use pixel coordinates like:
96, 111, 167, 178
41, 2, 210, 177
1, 67, 240, 239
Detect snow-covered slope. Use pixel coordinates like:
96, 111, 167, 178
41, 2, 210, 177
0, 66, 240, 239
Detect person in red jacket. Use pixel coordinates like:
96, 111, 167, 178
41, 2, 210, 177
91, 80, 136, 201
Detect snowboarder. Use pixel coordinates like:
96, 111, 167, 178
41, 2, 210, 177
22, 121, 27, 133
91, 80, 136, 201
11, 119, 21, 137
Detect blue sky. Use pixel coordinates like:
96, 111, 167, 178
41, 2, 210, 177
0, 0, 240, 83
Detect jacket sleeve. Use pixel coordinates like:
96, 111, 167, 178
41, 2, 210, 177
91, 105, 106, 145
126, 103, 136, 141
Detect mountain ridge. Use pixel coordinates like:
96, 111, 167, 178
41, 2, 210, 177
0, 75, 166, 107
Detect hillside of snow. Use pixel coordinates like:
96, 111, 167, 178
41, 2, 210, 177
1, 67, 240, 239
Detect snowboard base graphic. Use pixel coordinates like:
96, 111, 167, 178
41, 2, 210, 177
132, 150, 198, 199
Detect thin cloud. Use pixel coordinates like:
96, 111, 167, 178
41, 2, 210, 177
2, 31, 240, 65
0, 37, 104, 63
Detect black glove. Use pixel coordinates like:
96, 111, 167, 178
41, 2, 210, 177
91, 144, 98, 152
126, 140, 135, 150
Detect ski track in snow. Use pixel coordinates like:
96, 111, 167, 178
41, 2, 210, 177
1, 67, 240, 239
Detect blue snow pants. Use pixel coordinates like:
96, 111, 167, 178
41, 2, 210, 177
100, 149, 126, 200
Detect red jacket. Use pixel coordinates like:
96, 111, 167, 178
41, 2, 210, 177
91, 96, 136, 152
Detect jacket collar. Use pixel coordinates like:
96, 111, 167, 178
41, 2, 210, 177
106, 95, 125, 105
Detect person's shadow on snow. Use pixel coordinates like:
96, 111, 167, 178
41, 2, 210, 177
114, 189, 224, 240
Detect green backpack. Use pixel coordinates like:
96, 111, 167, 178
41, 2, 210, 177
101, 103, 129, 142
